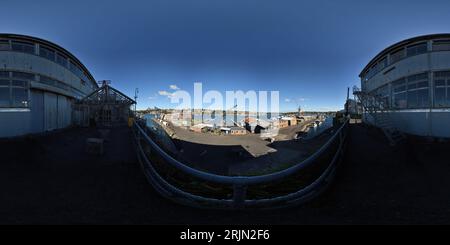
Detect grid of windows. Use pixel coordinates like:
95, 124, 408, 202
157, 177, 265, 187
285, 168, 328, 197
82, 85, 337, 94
434, 71, 450, 107
0, 70, 88, 108
407, 72, 429, 108
0, 71, 30, 108
0, 38, 95, 87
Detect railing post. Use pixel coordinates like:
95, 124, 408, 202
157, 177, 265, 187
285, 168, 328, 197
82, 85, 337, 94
232, 184, 247, 208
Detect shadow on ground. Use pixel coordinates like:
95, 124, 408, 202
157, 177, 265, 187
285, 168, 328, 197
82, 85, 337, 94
1, 124, 450, 224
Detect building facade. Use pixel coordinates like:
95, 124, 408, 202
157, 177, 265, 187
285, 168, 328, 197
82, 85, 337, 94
0, 34, 98, 137
359, 34, 450, 138
230, 126, 247, 135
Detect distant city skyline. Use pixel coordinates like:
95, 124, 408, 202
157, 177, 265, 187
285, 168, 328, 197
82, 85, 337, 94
2, 0, 450, 111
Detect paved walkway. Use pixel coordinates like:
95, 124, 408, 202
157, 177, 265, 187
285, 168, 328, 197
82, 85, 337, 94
1, 124, 450, 224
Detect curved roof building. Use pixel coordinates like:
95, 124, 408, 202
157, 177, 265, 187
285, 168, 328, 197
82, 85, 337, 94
357, 34, 450, 139
0, 34, 98, 137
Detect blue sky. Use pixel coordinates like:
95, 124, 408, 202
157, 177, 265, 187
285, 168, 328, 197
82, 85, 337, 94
2, 0, 450, 111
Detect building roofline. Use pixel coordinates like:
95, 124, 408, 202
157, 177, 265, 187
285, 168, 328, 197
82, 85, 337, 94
359, 33, 450, 77
0, 33, 97, 88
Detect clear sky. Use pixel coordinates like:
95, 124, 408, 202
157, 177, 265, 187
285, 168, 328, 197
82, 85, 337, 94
2, 0, 450, 111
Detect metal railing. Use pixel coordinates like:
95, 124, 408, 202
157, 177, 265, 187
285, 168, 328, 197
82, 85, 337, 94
132, 118, 349, 209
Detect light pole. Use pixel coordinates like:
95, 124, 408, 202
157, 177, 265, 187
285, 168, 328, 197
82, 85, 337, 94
134, 88, 139, 116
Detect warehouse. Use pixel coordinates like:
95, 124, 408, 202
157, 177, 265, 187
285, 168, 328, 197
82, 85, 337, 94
0, 34, 98, 137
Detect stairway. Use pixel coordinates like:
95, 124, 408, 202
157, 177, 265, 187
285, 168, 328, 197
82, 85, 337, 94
353, 86, 405, 146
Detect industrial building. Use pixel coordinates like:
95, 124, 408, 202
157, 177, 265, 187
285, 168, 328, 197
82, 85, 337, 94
355, 34, 450, 140
0, 34, 98, 137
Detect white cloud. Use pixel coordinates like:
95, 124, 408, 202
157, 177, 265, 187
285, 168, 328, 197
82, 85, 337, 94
284, 98, 291, 103
158, 90, 174, 98
169, 85, 180, 90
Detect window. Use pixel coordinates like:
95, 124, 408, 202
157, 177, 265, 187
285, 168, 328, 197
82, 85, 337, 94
407, 72, 429, 108
69, 61, 83, 77
12, 71, 35, 81
56, 52, 68, 67
0, 71, 9, 78
11, 80, 29, 107
39, 45, 55, 61
390, 48, 406, 64
392, 78, 407, 109
39, 75, 57, 86
374, 84, 390, 109
11, 40, 35, 54
406, 42, 427, 57
0, 78, 29, 108
0, 39, 10, 51
56, 81, 69, 91
432, 40, 450, 51
0, 79, 10, 107
434, 71, 450, 108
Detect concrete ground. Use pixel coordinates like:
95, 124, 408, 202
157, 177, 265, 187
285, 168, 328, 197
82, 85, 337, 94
1, 124, 450, 224
169, 121, 332, 175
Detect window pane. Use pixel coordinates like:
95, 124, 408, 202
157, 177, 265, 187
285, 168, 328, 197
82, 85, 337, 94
409, 72, 428, 82
433, 40, 450, 51
11, 87, 28, 107
394, 92, 407, 109
435, 79, 446, 86
390, 48, 405, 64
393, 78, 406, 92
407, 42, 427, 56
435, 71, 450, 78
408, 83, 417, 90
447, 87, 450, 106
435, 87, 446, 107
0, 87, 10, 107
12, 80, 28, 88
39, 45, 55, 61
11, 41, 35, 54
39, 75, 57, 86
417, 89, 429, 108
0, 79, 9, 86
56, 53, 68, 67
0, 40, 9, 51
408, 90, 418, 108
0, 71, 8, 78
56, 81, 69, 90
12, 72, 34, 80
418, 81, 429, 88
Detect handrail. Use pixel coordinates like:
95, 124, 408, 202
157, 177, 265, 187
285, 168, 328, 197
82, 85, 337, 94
133, 119, 348, 186
132, 117, 349, 208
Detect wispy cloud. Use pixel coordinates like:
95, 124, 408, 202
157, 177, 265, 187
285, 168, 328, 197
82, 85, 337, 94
285, 97, 308, 103
169, 84, 180, 90
158, 90, 174, 98
148, 93, 158, 100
